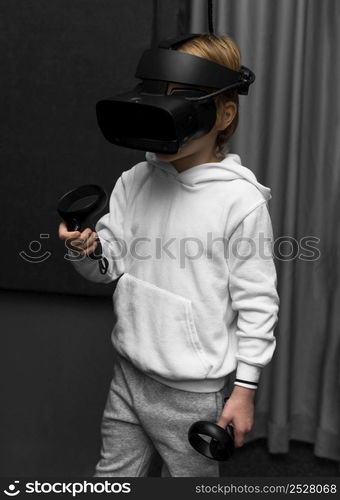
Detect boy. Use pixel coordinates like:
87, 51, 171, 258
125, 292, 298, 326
59, 34, 279, 477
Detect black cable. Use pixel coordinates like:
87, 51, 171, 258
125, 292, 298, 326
208, 0, 214, 33
185, 66, 255, 102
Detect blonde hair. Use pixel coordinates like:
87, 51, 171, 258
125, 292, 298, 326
176, 33, 241, 159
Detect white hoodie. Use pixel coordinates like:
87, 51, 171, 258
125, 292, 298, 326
69, 152, 280, 392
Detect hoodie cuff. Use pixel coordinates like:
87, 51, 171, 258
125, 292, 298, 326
234, 361, 262, 389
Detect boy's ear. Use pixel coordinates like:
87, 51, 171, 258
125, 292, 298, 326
216, 101, 237, 131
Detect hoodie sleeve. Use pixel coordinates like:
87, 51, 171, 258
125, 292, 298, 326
67, 170, 130, 284
226, 201, 279, 390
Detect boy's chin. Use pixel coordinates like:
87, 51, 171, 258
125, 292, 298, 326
155, 152, 178, 162
155, 148, 186, 162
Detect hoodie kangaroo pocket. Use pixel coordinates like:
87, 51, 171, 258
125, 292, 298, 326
111, 272, 213, 380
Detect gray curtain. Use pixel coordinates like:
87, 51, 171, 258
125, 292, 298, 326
186, 0, 340, 468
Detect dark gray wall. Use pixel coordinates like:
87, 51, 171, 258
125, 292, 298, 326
0, 0, 154, 297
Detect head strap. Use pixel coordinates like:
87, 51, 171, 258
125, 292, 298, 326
135, 48, 244, 90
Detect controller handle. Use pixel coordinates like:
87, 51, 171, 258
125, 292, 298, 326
57, 184, 109, 274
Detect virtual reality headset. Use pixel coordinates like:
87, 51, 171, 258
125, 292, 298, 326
96, 33, 255, 154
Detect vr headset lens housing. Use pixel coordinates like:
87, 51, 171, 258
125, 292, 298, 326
96, 35, 255, 154
97, 88, 217, 154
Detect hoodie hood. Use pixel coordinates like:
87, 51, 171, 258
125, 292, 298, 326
145, 151, 271, 201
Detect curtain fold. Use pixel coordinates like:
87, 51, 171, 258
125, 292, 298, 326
183, 0, 340, 468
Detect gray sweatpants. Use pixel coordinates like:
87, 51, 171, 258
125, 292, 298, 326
93, 352, 231, 477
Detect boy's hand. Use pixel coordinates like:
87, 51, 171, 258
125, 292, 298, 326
216, 385, 255, 448
58, 221, 99, 256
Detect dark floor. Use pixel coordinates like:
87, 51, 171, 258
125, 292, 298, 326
222, 438, 340, 477
73, 438, 340, 477
146, 439, 340, 477
2, 437, 339, 478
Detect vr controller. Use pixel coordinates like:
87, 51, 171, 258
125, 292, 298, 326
57, 184, 109, 274
188, 396, 235, 461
